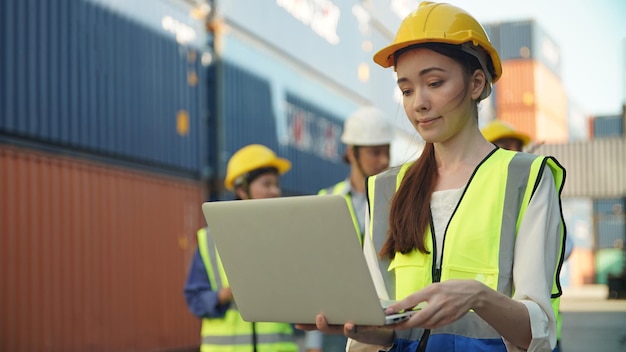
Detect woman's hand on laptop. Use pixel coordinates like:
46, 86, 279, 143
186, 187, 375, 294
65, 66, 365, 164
295, 314, 395, 347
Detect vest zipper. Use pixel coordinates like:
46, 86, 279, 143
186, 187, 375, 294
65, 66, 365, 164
429, 219, 441, 283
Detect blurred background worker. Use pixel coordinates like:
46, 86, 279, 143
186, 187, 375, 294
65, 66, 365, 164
305, 107, 393, 352
318, 106, 393, 243
183, 144, 298, 352
481, 119, 531, 152
482, 120, 573, 352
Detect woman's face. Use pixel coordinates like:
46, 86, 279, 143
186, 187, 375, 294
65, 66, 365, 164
396, 48, 480, 143
238, 172, 281, 200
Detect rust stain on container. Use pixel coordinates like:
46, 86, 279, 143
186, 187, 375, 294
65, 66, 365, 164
1, 145, 206, 351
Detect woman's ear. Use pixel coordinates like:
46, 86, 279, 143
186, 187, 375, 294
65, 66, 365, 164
470, 69, 487, 100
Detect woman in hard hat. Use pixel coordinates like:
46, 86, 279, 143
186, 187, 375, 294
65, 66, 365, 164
184, 144, 298, 352
300, 2, 566, 352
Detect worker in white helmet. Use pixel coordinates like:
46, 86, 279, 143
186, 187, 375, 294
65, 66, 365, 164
305, 106, 394, 352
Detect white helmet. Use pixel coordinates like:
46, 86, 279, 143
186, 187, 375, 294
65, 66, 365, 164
341, 106, 394, 146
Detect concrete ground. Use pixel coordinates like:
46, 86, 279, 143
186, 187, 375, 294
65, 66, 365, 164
295, 285, 626, 352
560, 285, 626, 352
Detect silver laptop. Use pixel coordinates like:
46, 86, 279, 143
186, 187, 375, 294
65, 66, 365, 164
201, 194, 415, 326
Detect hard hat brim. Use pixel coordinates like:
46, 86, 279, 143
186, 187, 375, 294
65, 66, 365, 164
491, 132, 532, 146
373, 37, 502, 83
224, 157, 292, 191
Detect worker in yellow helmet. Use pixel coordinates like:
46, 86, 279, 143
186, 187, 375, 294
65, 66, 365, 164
298, 3, 566, 352
481, 120, 531, 152
482, 119, 572, 352
184, 144, 298, 352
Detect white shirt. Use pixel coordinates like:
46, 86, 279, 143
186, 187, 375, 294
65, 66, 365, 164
359, 167, 561, 352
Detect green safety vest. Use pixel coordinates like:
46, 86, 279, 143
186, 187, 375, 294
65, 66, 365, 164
367, 149, 566, 347
197, 228, 298, 352
319, 181, 363, 245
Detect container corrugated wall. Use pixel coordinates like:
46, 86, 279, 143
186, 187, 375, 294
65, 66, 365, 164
534, 138, 626, 198
0, 145, 205, 352
496, 60, 568, 143
281, 93, 350, 195
594, 198, 626, 248
560, 198, 595, 286
0, 0, 209, 177
533, 62, 568, 142
217, 62, 348, 197
593, 115, 624, 138
486, 20, 561, 78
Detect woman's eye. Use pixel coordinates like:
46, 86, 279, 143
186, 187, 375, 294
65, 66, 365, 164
429, 80, 443, 88
401, 89, 412, 96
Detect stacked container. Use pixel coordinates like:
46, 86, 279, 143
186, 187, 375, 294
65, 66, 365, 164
484, 20, 569, 143
1, 0, 211, 350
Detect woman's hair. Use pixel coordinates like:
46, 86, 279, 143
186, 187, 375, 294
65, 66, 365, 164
379, 43, 485, 259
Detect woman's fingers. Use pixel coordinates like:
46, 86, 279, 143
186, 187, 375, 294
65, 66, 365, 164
294, 323, 317, 331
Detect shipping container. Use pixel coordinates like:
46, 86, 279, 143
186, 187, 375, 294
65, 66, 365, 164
535, 109, 568, 144
567, 248, 596, 286
535, 138, 626, 198
496, 60, 536, 110
210, 62, 350, 197
485, 20, 561, 78
594, 198, 626, 249
496, 60, 568, 143
560, 198, 595, 287
592, 115, 624, 138
205, 1, 422, 198
0, 144, 206, 352
0, 0, 211, 178
533, 62, 568, 123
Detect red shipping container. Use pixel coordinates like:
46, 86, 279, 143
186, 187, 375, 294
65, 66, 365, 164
0, 145, 206, 352
496, 59, 569, 143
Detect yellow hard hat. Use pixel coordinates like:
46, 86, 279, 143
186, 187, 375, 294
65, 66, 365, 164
224, 144, 291, 191
373, 1, 502, 83
481, 120, 531, 146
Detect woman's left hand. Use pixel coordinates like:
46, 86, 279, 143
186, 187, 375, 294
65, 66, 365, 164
295, 314, 395, 346
386, 279, 485, 330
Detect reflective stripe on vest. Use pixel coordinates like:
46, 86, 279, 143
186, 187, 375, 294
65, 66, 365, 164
196, 228, 298, 352
319, 181, 363, 245
367, 149, 565, 344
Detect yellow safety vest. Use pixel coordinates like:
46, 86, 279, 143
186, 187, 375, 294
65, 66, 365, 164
367, 149, 566, 349
319, 181, 363, 245
197, 228, 298, 352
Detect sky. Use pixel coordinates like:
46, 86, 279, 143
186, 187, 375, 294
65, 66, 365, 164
440, 0, 626, 116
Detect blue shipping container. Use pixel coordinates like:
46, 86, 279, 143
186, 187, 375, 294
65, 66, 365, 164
0, 0, 210, 177
593, 115, 624, 138
484, 20, 561, 79
214, 63, 348, 198
594, 198, 626, 249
